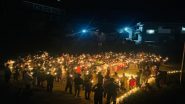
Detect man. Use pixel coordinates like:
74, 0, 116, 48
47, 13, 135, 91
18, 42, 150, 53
155, 69, 167, 88
120, 73, 127, 91
56, 68, 62, 82
106, 78, 119, 104
65, 73, 73, 94
13, 65, 19, 81
97, 72, 103, 84
46, 72, 54, 92
23, 70, 33, 96
74, 74, 83, 97
84, 78, 92, 100
103, 72, 111, 98
154, 67, 160, 88
136, 70, 142, 87
93, 82, 104, 104
4, 65, 12, 83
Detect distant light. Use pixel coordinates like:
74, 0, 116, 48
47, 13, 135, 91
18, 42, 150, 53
118, 27, 131, 33
182, 27, 185, 32
146, 29, 155, 34
124, 27, 129, 31
124, 27, 132, 33
82, 29, 87, 33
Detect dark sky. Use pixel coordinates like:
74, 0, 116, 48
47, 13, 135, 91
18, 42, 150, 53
64, 0, 185, 21
23, 0, 185, 22
1, 0, 185, 60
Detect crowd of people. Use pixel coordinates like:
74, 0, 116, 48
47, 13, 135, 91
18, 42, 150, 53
3, 51, 169, 104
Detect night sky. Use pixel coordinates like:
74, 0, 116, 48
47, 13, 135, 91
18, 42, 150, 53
64, 0, 185, 21
1, 0, 185, 60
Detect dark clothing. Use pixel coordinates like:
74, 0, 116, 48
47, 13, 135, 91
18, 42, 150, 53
56, 68, 62, 82
74, 77, 83, 85
32, 68, 39, 86
65, 76, 73, 94
47, 74, 54, 92
93, 83, 104, 104
94, 97, 103, 104
74, 77, 83, 96
156, 70, 167, 88
103, 78, 111, 98
156, 73, 161, 88
97, 74, 103, 84
74, 85, 80, 96
106, 82, 119, 104
84, 80, 92, 99
107, 94, 116, 104
4, 68, 11, 83
23, 72, 33, 98
37, 71, 42, 87
136, 71, 142, 87
85, 90, 91, 100
13, 68, 19, 81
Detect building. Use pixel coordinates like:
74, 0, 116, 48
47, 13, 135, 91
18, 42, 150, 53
132, 22, 185, 44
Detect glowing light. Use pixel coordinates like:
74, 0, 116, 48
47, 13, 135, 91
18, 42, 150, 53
86, 71, 89, 75
5, 60, 15, 70
163, 57, 169, 62
124, 27, 129, 31
4, 51, 170, 99
167, 70, 181, 74
70, 74, 73, 77
182, 27, 185, 32
146, 29, 155, 34
118, 27, 131, 33
91, 80, 94, 83
116, 78, 119, 82
82, 29, 87, 33
116, 87, 140, 103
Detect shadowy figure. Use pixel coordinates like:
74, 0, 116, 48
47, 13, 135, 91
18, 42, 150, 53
4, 65, 12, 83
46, 72, 54, 92
93, 83, 104, 104
84, 78, 92, 100
65, 73, 73, 94
74, 74, 83, 97
106, 78, 119, 104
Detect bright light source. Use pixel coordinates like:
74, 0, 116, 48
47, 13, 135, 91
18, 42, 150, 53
146, 29, 155, 34
124, 27, 129, 31
182, 27, 185, 31
118, 27, 131, 33
82, 29, 87, 33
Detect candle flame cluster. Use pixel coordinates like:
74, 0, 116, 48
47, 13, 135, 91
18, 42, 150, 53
167, 70, 181, 74
116, 70, 180, 103
116, 77, 156, 104
4, 51, 168, 77
116, 87, 140, 103
3, 51, 173, 104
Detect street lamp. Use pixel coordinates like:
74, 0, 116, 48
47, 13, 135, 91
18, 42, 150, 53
82, 29, 88, 33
